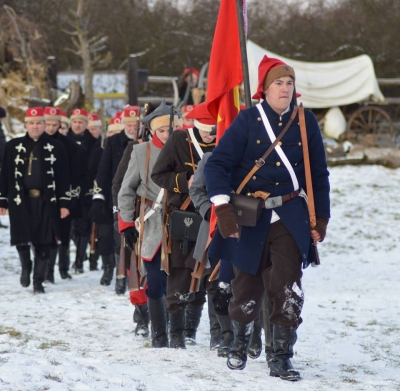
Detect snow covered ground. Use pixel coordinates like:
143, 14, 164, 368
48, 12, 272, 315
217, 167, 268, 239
1, 165, 400, 391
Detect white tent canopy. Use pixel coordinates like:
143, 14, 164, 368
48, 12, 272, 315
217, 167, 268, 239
246, 40, 385, 109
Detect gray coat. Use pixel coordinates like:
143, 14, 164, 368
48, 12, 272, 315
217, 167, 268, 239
118, 141, 163, 260
189, 152, 212, 262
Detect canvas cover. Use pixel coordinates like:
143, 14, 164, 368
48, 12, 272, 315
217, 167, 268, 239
247, 40, 385, 108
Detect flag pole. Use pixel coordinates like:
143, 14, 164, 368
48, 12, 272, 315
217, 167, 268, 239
235, 0, 252, 108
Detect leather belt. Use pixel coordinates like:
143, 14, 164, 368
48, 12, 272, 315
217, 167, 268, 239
28, 189, 41, 198
263, 190, 299, 209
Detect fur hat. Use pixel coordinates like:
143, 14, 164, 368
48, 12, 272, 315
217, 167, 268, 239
252, 56, 295, 101
180, 104, 196, 118
141, 100, 180, 130
25, 107, 45, 122
107, 116, 124, 133
88, 113, 102, 128
123, 106, 140, 123
44, 106, 61, 121
70, 108, 89, 122
185, 101, 217, 133
182, 67, 200, 77
59, 110, 70, 126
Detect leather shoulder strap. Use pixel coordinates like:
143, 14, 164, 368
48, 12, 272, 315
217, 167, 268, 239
236, 106, 298, 194
299, 104, 316, 229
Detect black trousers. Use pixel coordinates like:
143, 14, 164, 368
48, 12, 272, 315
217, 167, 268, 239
96, 223, 114, 256
229, 220, 304, 329
144, 248, 167, 300
166, 266, 207, 314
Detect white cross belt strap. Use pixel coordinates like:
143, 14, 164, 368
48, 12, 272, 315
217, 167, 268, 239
256, 103, 299, 191
135, 188, 164, 231
188, 128, 204, 159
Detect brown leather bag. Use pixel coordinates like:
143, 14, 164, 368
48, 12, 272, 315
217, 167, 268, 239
230, 106, 298, 226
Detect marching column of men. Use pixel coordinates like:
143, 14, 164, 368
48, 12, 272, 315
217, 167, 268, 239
0, 55, 331, 383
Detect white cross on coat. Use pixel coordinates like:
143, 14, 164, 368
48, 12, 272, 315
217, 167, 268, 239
45, 154, 57, 165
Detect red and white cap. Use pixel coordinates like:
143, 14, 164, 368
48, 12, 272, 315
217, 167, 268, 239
107, 116, 124, 133
115, 111, 123, 118
123, 106, 140, 123
70, 108, 89, 122
88, 113, 102, 128
180, 105, 196, 118
44, 106, 61, 121
185, 101, 217, 132
59, 110, 70, 126
25, 107, 45, 122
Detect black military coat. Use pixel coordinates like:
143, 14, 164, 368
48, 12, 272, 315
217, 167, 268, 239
151, 128, 215, 268
67, 129, 97, 209
49, 131, 81, 215
0, 133, 71, 245
94, 130, 131, 209
111, 140, 139, 220
151, 128, 215, 209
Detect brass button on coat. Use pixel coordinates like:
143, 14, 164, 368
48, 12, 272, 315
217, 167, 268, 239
256, 140, 260, 144
275, 182, 279, 185
276, 162, 281, 166
278, 141, 282, 146
253, 176, 257, 180
278, 122, 282, 126
257, 117, 261, 121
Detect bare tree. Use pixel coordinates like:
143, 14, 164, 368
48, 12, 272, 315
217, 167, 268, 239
63, 0, 112, 108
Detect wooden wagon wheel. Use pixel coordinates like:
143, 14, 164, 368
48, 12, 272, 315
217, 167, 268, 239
346, 106, 394, 137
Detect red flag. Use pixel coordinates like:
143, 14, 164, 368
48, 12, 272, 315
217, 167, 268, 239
207, 0, 245, 235
207, 0, 244, 143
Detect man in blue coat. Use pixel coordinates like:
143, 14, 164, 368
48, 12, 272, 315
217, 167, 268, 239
204, 56, 330, 380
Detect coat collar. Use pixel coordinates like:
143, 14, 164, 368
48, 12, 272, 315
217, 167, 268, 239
260, 100, 294, 121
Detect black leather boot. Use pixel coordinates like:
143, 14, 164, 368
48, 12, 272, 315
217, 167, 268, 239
185, 303, 203, 345
75, 235, 89, 274
169, 311, 186, 349
45, 246, 58, 283
208, 293, 222, 350
133, 304, 150, 337
89, 253, 99, 271
148, 298, 168, 348
17, 246, 32, 288
248, 318, 262, 359
216, 313, 234, 358
58, 244, 72, 280
265, 322, 274, 367
227, 321, 253, 370
100, 254, 114, 286
114, 254, 126, 295
269, 325, 300, 381
33, 249, 49, 294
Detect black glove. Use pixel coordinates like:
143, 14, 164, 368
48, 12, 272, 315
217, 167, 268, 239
89, 199, 110, 224
122, 226, 139, 251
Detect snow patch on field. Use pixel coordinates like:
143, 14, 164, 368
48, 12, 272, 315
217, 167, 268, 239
0, 165, 400, 390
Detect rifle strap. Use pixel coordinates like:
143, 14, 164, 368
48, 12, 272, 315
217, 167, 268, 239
191, 234, 212, 279
138, 142, 151, 261
298, 104, 316, 229
208, 260, 221, 282
236, 106, 298, 194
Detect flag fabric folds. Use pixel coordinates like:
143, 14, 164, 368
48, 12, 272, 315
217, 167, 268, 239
206, 0, 244, 143
206, 0, 245, 234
